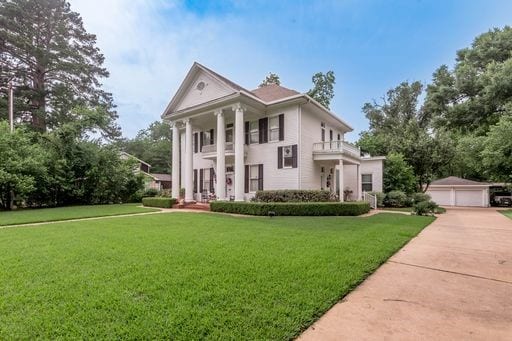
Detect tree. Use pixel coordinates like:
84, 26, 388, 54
383, 152, 416, 193
480, 114, 512, 183
259, 72, 281, 87
117, 121, 172, 173
357, 81, 455, 191
307, 71, 335, 109
0, 0, 119, 137
425, 26, 512, 134
0, 121, 46, 209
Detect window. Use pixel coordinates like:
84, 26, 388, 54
226, 123, 233, 143
329, 130, 333, 141
337, 133, 341, 141
249, 121, 259, 144
269, 116, 279, 142
250, 165, 259, 192
362, 174, 373, 192
202, 129, 214, 146
282, 145, 293, 168
321, 122, 325, 142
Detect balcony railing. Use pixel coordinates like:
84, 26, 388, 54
201, 143, 234, 154
312, 140, 361, 158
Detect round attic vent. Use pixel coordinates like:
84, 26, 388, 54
196, 81, 205, 91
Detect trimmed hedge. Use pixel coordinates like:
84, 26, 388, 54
254, 190, 332, 202
210, 201, 370, 216
142, 197, 177, 208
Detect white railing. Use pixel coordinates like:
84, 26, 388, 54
312, 141, 361, 157
363, 191, 377, 209
201, 143, 234, 154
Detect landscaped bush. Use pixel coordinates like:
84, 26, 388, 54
384, 190, 408, 207
142, 197, 176, 208
411, 192, 431, 204
413, 200, 439, 216
254, 190, 332, 202
143, 188, 159, 197
368, 192, 385, 207
210, 201, 370, 216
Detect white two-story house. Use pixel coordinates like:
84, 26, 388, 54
162, 62, 384, 202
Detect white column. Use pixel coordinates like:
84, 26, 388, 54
215, 110, 226, 200
233, 104, 245, 201
356, 164, 362, 201
339, 160, 344, 202
184, 119, 194, 202
171, 122, 180, 199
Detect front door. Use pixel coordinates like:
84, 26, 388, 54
226, 174, 234, 199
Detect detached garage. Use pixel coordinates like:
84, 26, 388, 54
426, 177, 490, 207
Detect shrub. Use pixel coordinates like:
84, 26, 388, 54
368, 192, 385, 207
411, 192, 431, 204
413, 200, 438, 216
384, 190, 408, 207
143, 188, 159, 197
142, 197, 176, 208
254, 190, 332, 202
210, 201, 370, 216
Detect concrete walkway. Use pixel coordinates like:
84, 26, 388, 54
299, 208, 512, 340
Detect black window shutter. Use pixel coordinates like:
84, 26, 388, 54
244, 165, 249, 193
244, 121, 250, 145
292, 144, 298, 168
199, 169, 204, 193
210, 129, 214, 145
277, 146, 283, 169
209, 168, 214, 192
258, 118, 268, 144
193, 169, 197, 193
199, 132, 204, 151
278, 114, 284, 141
258, 164, 264, 191
194, 133, 198, 153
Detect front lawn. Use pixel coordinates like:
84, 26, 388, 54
0, 212, 434, 339
0, 203, 158, 226
501, 210, 512, 219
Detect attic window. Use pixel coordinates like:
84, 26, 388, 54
196, 81, 205, 91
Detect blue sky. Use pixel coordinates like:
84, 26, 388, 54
70, 0, 512, 141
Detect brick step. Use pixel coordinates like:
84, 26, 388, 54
172, 202, 211, 211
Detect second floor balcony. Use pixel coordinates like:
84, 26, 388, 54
312, 140, 361, 163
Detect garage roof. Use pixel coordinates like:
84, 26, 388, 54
430, 176, 490, 187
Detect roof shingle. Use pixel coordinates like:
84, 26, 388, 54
430, 176, 489, 186
250, 84, 300, 102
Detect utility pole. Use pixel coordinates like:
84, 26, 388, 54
8, 81, 14, 132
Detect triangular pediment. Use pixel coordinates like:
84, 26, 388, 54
164, 63, 241, 115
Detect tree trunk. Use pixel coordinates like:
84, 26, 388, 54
31, 64, 47, 132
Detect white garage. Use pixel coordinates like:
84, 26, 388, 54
426, 177, 490, 207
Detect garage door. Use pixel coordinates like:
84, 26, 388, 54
428, 190, 451, 206
455, 190, 483, 207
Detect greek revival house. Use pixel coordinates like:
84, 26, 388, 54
162, 63, 384, 202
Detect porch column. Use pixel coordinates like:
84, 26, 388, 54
356, 164, 361, 200
233, 104, 245, 201
171, 122, 180, 199
215, 110, 226, 200
339, 160, 344, 202
184, 118, 194, 202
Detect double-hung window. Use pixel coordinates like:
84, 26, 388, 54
282, 145, 294, 168
250, 165, 259, 192
249, 121, 259, 144
226, 123, 233, 143
362, 174, 373, 192
269, 116, 279, 142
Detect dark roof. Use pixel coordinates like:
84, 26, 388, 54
250, 84, 300, 102
430, 176, 489, 186
150, 173, 171, 182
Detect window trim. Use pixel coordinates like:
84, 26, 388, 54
268, 115, 280, 142
361, 173, 373, 192
282, 145, 294, 169
249, 120, 259, 144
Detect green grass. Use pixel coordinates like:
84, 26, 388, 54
501, 210, 512, 219
0, 212, 434, 340
0, 203, 159, 226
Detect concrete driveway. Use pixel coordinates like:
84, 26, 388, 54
299, 208, 512, 340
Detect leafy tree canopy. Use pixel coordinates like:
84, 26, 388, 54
0, 0, 119, 138
307, 71, 335, 109
259, 72, 281, 87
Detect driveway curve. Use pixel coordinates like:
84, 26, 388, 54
299, 208, 512, 340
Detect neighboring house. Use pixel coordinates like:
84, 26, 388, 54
120, 152, 172, 191
162, 62, 384, 202
426, 176, 490, 207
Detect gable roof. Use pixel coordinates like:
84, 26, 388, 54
150, 173, 172, 182
250, 84, 300, 102
430, 176, 490, 186
120, 152, 151, 167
